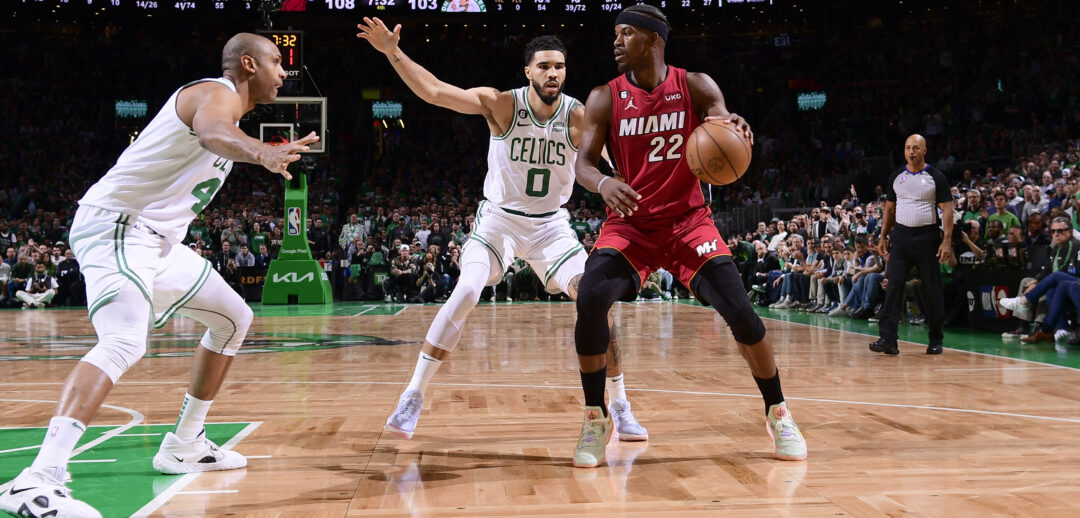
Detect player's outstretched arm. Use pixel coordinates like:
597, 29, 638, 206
357, 17, 502, 118
687, 72, 753, 145
575, 85, 639, 218
187, 85, 317, 180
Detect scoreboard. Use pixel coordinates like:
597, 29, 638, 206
15, 0, 774, 14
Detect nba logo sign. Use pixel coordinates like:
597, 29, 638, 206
980, 285, 1009, 318
287, 207, 301, 236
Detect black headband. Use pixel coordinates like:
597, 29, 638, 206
615, 11, 670, 41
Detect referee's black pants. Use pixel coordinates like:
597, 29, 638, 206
879, 224, 945, 344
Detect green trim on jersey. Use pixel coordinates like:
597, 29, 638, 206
523, 86, 565, 128
153, 258, 212, 328
468, 234, 505, 271
544, 243, 584, 287
492, 92, 518, 141
113, 215, 151, 301
87, 289, 120, 321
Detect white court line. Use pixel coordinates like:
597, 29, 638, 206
0, 445, 42, 454
677, 302, 1080, 372
392, 305, 408, 316
0, 399, 143, 494
176, 490, 239, 495
131, 421, 262, 518
246, 455, 273, 459
935, 366, 1068, 372
353, 306, 377, 316
114, 433, 161, 437
68, 459, 116, 464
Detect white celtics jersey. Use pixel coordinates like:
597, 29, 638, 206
483, 87, 580, 214
79, 77, 237, 243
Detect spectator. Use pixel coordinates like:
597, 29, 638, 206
255, 244, 273, 268
235, 244, 255, 267
386, 244, 417, 303
54, 248, 83, 306
986, 191, 1021, 238
339, 213, 367, 252
749, 240, 780, 302
14, 262, 57, 308
414, 220, 431, 250
829, 236, 881, 317
7, 254, 33, 302
1000, 216, 1080, 343
249, 222, 270, 253
0, 256, 10, 303
1026, 213, 1051, 247
215, 241, 235, 272
309, 218, 332, 259
727, 235, 756, 289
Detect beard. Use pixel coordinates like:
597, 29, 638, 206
530, 78, 562, 106
616, 61, 629, 74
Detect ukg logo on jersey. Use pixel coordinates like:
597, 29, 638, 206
287, 207, 301, 236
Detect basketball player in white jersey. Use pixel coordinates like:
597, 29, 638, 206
0, 33, 318, 518
357, 18, 648, 442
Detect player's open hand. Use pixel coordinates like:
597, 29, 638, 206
357, 17, 401, 54
260, 131, 319, 180
705, 113, 754, 146
599, 176, 641, 218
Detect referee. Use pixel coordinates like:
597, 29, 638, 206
869, 134, 954, 355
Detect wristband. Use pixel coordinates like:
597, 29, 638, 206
597, 176, 610, 193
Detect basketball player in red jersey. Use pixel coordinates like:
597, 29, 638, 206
568, 4, 807, 468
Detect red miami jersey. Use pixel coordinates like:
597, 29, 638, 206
606, 66, 704, 221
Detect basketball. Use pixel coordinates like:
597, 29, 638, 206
685, 120, 752, 186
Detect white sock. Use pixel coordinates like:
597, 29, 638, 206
30, 416, 86, 475
606, 374, 627, 401
175, 393, 214, 442
405, 352, 443, 395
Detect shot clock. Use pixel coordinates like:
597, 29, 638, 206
258, 30, 303, 82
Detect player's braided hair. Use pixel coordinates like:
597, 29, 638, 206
623, 3, 670, 29
524, 35, 567, 66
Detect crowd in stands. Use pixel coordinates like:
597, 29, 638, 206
735, 138, 1080, 346
3, 2, 1078, 327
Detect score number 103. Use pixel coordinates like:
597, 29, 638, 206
325, 0, 439, 8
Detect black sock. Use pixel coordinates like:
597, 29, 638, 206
580, 367, 608, 416
753, 370, 784, 415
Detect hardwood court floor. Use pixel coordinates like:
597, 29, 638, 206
2, 301, 1080, 517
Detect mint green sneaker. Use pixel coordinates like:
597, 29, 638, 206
766, 402, 807, 461
572, 406, 613, 468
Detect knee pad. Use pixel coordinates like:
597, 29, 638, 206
691, 258, 767, 345
426, 261, 488, 352
199, 301, 253, 357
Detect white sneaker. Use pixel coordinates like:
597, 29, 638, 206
1055, 329, 1070, 343
999, 296, 1031, 320
608, 399, 648, 441
152, 429, 247, 475
766, 402, 807, 461
384, 390, 423, 439
0, 467, 101, 518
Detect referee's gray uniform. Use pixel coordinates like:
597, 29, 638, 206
880, 165, 951, 345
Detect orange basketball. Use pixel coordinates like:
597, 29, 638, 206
685, 120, 752, 186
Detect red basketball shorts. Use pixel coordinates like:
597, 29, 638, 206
593, 207, 731, 288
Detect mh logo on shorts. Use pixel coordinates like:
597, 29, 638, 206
287, 207, 301, 236
695, 239, 718, 257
